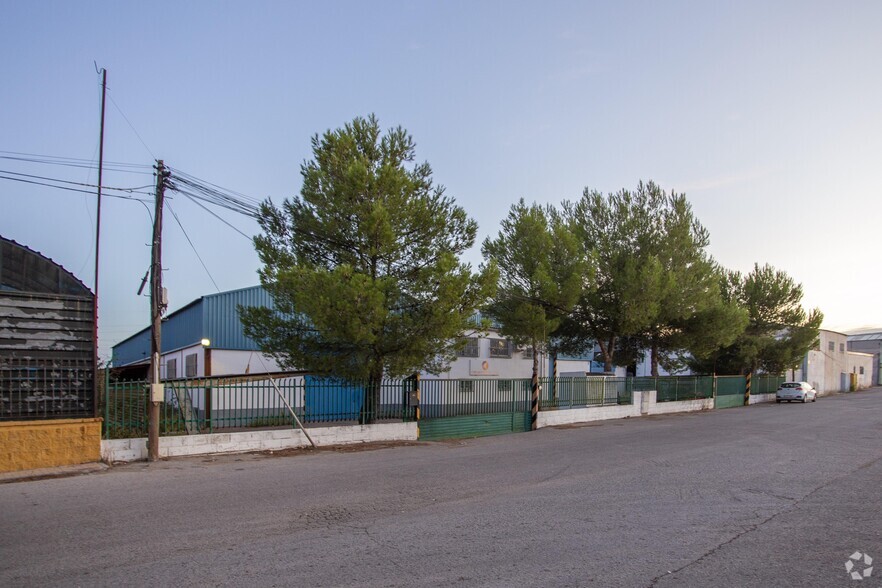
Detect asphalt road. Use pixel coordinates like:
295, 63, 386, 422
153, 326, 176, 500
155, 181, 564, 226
2, 389, 882, 587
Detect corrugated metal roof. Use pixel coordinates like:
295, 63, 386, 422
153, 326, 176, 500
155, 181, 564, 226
0, 236, 93, 297
111, 285, 276, 365
848, 333, 882, 341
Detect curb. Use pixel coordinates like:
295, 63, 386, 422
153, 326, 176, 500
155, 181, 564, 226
0, 462, 109, 484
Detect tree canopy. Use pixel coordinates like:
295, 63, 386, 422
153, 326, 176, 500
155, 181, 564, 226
563, 181, 744, 375
481, 199, 588, 384
240, 115, 496, 420
688, 264, 822, 375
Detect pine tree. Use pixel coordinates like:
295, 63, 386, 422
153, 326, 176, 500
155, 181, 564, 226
241, 115, 496, 422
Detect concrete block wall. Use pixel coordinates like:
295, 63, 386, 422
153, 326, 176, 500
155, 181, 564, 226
102, 422, 418, 463
0, 418, 102, 473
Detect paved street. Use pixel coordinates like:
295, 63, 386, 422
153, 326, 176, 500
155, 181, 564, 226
2, 389, 882, 587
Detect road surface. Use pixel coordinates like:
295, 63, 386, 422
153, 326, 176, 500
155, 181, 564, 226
2, 389, 881, 587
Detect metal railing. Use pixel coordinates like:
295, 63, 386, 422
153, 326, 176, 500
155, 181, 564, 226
1, 358, 94, 420
104, 375, 416, 439
418, 378, 530, 419
539, 376, 632, 409
633, 376, 715, 402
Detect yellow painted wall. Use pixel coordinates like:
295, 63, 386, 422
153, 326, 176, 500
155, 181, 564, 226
0, 418, 102, 473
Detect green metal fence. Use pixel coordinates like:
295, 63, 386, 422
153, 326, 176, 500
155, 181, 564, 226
104, 375, 414, 439
633, 376, 715, 402
539, 376, 632, 409
419, 378, 530, 419
105, 372, 786, 438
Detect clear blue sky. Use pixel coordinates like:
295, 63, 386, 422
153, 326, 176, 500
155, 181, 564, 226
2, 1, 881, 359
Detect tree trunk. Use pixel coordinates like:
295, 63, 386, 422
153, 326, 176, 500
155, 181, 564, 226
360, 363, 384, 425
601, 335, 616, 373
650, 337, 659, 377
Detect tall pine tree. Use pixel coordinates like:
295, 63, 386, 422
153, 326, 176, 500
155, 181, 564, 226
241, 115, 496, 422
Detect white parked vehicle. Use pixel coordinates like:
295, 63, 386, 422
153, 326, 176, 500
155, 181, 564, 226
776, 381, 817, 403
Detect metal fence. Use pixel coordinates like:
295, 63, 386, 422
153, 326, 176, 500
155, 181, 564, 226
1, 358, 94, 420
104, 375, 416, 439
419, 378, 531, 419
538, 376, 632, 409
634, 376, 715, 402
104, 372, 787, 438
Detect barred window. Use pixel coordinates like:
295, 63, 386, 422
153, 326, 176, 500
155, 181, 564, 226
458, 338, 480, 358
489, 338, 512, 358
840, 343, 845, 353
185, 353, 198, 378
166, 358, 177, 380
459, 380, 473, 393
498, 379, 512, 392
828, 341, 835, 352
521, 346, 533, 359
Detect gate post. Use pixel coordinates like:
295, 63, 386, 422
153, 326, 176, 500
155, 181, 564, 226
744, 373, 752, 406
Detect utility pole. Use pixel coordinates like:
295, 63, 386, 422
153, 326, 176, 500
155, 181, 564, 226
148, 160, 169, 461
93, 66, 107, 418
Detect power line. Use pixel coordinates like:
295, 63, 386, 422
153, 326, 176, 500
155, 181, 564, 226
166, 201, 221, 293
105, 87, 157, 160
0, 173, 153, 201
177, 191, 254, 240
0, 169, 153, 193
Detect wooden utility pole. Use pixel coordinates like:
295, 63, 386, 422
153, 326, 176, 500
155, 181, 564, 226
148, 160, 168, 461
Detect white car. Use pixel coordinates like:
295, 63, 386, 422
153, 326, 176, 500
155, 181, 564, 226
776, 381, 817, 403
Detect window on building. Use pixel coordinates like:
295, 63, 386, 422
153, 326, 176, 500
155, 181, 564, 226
499, 379, 512, 392
489, 338, 512, 358
459, 380, 473, 393
185, 353, 198, 378
828, 341, 835, 352
840, 343, 845, 353
860, 366, 865, 375
458, 338, 480, 358
166, 358, 177, 380
521, 346, 533, 359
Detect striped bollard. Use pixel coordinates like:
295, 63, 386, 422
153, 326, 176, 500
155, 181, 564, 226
531, 374, 539, 430
744, 372, 752, 406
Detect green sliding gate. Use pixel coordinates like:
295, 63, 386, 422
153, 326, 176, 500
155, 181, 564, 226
715, 376, 747, 409
418, 378, 532, 441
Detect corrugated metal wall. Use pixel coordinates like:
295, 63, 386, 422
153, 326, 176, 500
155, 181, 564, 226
112, 300, 204, 365
203, 286, 274, 350
112, 285, 276, 364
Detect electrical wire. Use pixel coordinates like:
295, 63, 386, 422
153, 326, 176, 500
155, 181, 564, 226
0, 169, 153, 193
0, 174, 152, 201
176, 191, 254, 240
105, 87, 158, 160
166, 201, 221, 293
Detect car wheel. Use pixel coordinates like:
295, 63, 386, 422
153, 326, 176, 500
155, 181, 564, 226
802, 396, 807, 403
812, 394, 817, 402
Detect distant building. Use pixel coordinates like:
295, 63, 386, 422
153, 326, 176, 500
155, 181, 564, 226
848, 331, 882, 386
111, 286, 284, 379
791, 329, 874, 393
111, 287, 593, 381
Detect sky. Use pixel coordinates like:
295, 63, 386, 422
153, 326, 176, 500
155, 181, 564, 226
2, 1, 881, 359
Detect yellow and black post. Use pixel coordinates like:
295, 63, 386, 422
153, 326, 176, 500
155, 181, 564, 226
744, 372, 752, 406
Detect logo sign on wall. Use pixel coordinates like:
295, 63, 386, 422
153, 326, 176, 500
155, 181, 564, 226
469, 359, 498, 376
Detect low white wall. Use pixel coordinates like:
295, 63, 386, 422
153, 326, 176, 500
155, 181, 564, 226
537, 389, 717, 429
749, 393, 776, 405
102, 422, 418, 463
647, 396, 714, 414
536, 398, 642, 428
